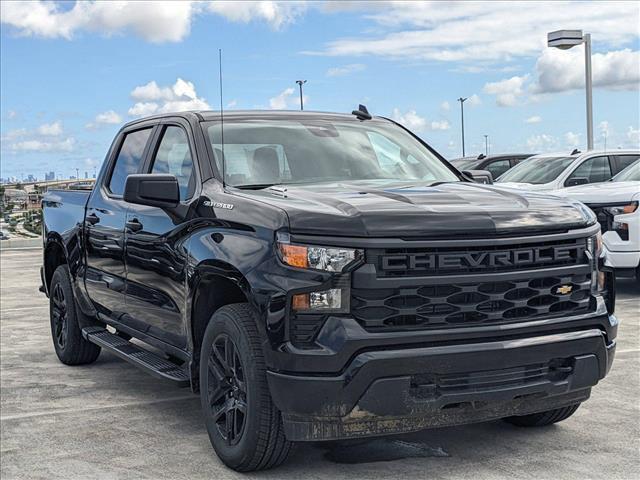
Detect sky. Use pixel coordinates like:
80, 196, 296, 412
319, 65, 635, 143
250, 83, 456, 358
1, 0, 639, 181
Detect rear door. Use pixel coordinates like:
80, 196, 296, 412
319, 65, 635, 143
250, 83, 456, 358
85, 125, 155, 317
484, 158, 511, 179
564, 155, 613, 186
123, 119, 199, 349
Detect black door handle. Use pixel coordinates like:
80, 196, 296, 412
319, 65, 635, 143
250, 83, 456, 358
126, 218, 143, 232
86, 213, 100, 225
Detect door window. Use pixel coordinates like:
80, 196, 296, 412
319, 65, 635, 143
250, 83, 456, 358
108, 128, 153, 195
616, 154, 640, 171
485, 159, 511, 179
150, 126, 195, 200
566, 156, 612, 184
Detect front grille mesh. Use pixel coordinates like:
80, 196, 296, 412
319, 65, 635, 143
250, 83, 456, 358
351, 274, 591, 331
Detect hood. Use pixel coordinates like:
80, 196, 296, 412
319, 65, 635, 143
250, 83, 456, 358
234, 180, 594, 238
555, 181, 640, 204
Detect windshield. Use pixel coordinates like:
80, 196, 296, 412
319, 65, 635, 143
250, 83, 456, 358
497, 156, 575, 184
612, 159, 640, 182
204, 118, 459, 187
450, 158, 481, 170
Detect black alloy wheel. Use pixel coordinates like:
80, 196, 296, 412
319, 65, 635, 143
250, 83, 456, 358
207, 333, 247, 445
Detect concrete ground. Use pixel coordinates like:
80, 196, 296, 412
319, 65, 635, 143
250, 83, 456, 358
1, 247, 638, 480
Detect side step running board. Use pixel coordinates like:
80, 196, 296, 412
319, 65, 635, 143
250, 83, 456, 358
82, 326, 190, 386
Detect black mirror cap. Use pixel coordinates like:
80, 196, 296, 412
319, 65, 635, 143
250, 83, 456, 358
462, 169, 494, 185
565, 177, 589, 187
123, 174, 180, 209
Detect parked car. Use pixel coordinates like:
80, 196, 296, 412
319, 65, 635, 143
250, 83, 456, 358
450, 153, 533, 180
496, 149, 640, 191
41, 109, 616, 472
556, 159, 640, 280
0, 230, 10, 240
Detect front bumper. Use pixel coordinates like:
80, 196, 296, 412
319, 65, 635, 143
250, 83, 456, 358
268, 316, 616, 441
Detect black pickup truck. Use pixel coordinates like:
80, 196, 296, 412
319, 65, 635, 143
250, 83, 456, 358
41, 109, 617, 472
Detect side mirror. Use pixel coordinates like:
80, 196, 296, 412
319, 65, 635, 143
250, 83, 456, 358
124, 174, 180, 209
565, 177, 589, 187
462, 169, 494, 185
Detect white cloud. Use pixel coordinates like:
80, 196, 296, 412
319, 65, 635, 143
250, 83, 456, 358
440, 101, 450, 111
326, 63, 366, 77
467, 94, 481, 107
37, 121, 63, 136
526, 133, 557, 151
86, 110, 123, 129
598, 121, 610, 136
10, 137, 75, 153
392, 108, 427, 131
7, 110, 17, 120
128, 78, 210, 117
313, 2, 639, 66
391, 108, 450, 132
483, 75, 528, 107
0, 1, 306, 43
227, 100, 238, 108
269, 87, 307, 110
128, 102, 159, 117
430, 120, 450, 131
0, 0, 194, 43
627, 126, 640, 146
525, 115, 542, 124
205, 1, 307, 30
564, 131, 581, 147
533, 48, 640, 93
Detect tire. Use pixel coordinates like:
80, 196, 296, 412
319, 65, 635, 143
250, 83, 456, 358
49, 265, 101, 365
503, 404, 581, 427
199, 303, 291, 472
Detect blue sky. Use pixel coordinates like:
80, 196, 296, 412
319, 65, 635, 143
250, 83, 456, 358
1, 1, 639, 181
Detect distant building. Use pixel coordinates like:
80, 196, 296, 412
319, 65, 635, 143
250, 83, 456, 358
3, 189, 28, 209
45, 171, 55, 181
85, 171, 89, 179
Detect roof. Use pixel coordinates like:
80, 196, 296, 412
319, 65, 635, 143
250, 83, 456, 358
122, 109, 390, 129
450, 153, 534, 162
529, 149, 640, 159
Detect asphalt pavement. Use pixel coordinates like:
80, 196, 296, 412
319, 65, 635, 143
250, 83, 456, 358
1, 247, 638, 479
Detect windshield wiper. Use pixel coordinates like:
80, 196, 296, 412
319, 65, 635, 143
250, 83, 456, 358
233, 183, 282, 190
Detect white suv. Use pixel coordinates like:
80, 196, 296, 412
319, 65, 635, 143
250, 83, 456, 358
556, 160, 640, 280
496, 150, 640, 191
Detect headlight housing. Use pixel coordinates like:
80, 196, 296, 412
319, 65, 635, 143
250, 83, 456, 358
603, 201, 638, 217
277, 238, 362, 272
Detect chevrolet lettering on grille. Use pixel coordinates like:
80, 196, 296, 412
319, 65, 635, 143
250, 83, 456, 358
381, 245, 586, 272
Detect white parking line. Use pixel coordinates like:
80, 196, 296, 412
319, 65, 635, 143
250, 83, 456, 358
616, 348, 640, 354
0, 395, 197, 421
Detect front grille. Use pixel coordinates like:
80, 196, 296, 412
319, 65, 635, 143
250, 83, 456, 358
351, 274, 592, 331
410, 360, 573, 399
588, 205, 613, 233
371, 237, 587, 277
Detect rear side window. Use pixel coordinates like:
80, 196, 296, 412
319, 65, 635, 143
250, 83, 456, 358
567, 156, 612, 184
150, 126, 195, 200
485, 159, 511, 179
616, 154, 640, 171
108, 128, 153, 195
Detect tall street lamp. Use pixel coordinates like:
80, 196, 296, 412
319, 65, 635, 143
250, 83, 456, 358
295, 80, 307, 111
484, 134, 489, 155
457, 97, 467, 157
547, 29, 593, 150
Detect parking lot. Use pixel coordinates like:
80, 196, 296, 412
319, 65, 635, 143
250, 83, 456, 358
1, 246, 638, 480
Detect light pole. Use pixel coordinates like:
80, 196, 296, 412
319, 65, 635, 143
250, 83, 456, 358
295, 80, 307, 111
547, 29, 593, 150
457, 97, 467, 157
484, 134, 489, 155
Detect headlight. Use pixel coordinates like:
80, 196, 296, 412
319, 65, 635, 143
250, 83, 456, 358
278, 240, 362, 272
603, 201, 638, 216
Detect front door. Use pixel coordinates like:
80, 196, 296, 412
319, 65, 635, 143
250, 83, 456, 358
123, 123, 198, 349
85, 126, 154, 317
